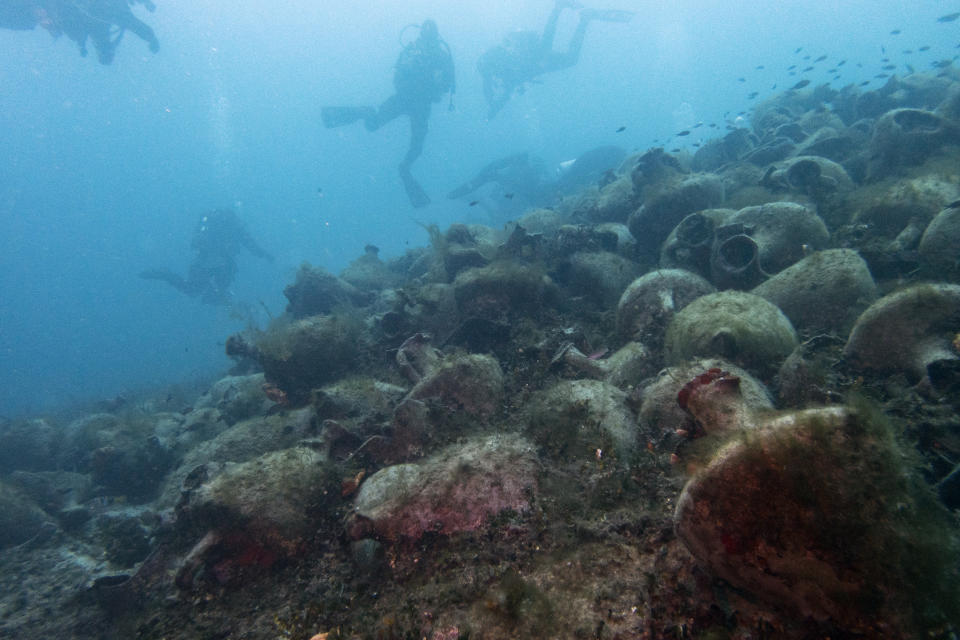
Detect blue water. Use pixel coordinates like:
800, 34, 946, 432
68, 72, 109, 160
1, 0, 957, 417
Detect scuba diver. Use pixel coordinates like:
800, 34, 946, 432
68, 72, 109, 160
448, 145, 627, 210
447, 152, 555, 207
478, 1, 633, 119
139, 209, 273, 306
2, 0, 159, 64
321, 19, 456, 208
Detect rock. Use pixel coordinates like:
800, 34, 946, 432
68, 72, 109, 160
256, 315, 360, 403
0, 482, 51, 550
616, 269, 716, 350
349, 434, 537, 542
94, 510, 154, 567
665, 291, 798, 377
843, 283, 960, 382
527, 379, 637, 462
0, 418, 59, 473
919, 204, 960, 278
59, 413, 172, 501
752, 249, 878, 335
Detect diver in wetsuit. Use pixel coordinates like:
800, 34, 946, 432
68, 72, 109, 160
21, 0, 159, 64
447, 152, 554, 205
139, 209, 273, 306
447, 145, 626, 216
321, 19, 456, 208
478, 1, 632, 119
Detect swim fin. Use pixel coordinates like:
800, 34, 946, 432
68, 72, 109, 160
583, 9, 634, 23
399, 167, 431, 208
321, 106, 375, 128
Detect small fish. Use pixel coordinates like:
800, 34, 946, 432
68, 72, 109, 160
616, 125, 626, 132
771, 83, 777, 89
747, 91, 758, 99
787, 64, 797, 70
881, 45, 886, 54
794, 47, 803, 53
693, 142, 701, 148
882, 64, 896, 70
693, 122, 704, 128
906, 64, 915, 73
676, 130, 690, 136
802, 66, 814, 72
890, 29, 901, 35
937, 12, 960, 23
737, 77, 746, 82
469, 200, 479, 206
708, 123, 717, 128
837, 59, 846, 66
946, 200, 960, 209
860, 80, 871, 86
803, 55, 811, 60
504, 193, 514, 199
814, 54, 827, 62
670, 148, 681, 153
903, 49, 913, 54
755, 64, 765, 70
875, 73, 889, 78
919, 45, 930, 51
791, 79, 811, 90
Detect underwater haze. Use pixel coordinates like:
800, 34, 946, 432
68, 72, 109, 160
0, 0, 957, 417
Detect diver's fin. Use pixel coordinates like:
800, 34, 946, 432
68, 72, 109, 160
321, 106, 375, 128
583, 9, 634, 23
399, 168, 431, 208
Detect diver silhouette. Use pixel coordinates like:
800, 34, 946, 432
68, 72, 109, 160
478, 1, 632, 119
1, 0, 160, 64
321, 19, 456, 208
139, 209, 273, 306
